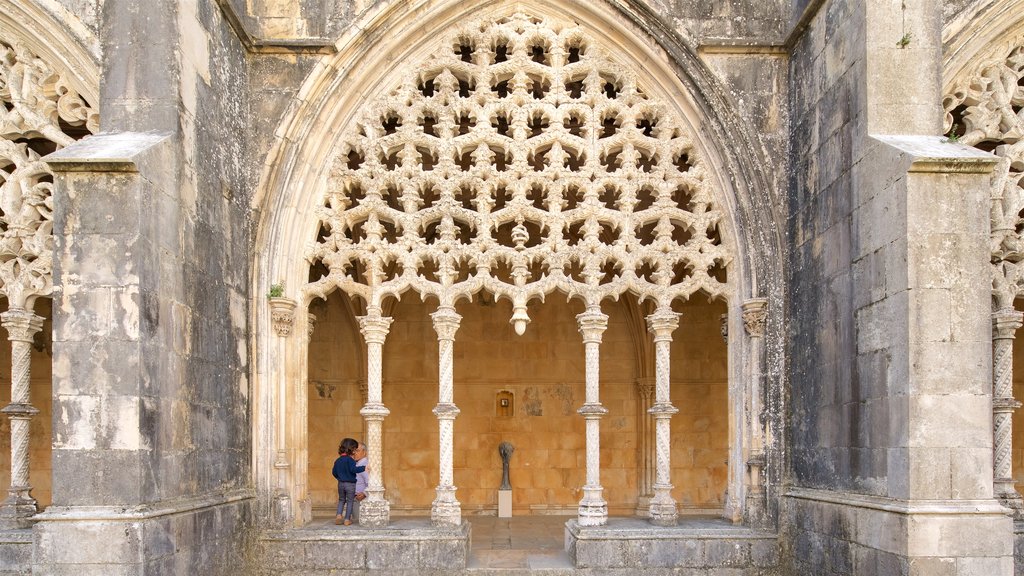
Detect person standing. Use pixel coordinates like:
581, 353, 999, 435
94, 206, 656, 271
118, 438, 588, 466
353, 442, 369, 523
332, 437, 365, 526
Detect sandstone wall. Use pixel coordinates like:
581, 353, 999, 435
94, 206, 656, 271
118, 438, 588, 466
307, 295, 729, 516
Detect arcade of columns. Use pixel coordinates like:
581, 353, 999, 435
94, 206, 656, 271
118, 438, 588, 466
267, 13, 773, 528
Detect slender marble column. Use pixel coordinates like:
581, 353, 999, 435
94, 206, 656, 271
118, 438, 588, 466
431, 305, 462, 526
358, 305, 393, 527
0, 308, 43, 529
646, 306, 679, 526
741, 299, 768, 522
992, 308, 1023, 516
634, 376, 655, 514
576, 306, 609, 526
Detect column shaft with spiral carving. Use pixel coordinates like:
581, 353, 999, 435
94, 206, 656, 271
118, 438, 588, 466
357, 306, 393, 527
576, 307, 609, 526
430, 305, 462, 526
646, 306, 680, 526
992, 308, 1023, 515
0, 308, 43, 529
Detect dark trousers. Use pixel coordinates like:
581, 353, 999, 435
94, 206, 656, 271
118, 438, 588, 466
337, 481, 357, 520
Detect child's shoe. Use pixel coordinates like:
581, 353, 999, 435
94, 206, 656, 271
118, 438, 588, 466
334, 515, 343, 525
344, 519, 352, 526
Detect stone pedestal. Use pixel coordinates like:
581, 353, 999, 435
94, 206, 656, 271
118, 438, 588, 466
498, 490, 512, 518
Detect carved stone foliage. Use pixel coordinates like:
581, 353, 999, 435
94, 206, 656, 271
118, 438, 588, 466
0, 40, 97, 308
943, 41, 1024, 309
306, 13, 732, 329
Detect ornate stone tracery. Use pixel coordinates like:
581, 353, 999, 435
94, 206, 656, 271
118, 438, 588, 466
306, 13, 732, 317
302, 11, 734, 527
0, 38, 96, 527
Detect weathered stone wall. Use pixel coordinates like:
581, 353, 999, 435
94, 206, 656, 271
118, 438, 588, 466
38, 0, 257, 574
784, 0, 1012, 574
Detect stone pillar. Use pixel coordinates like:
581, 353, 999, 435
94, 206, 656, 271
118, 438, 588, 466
268, 296, 297, 524
646, 306, 679, 526
634, 376, 655, 515
576, 306, 608, 526
992, 307, 1023, 515
741, 298, 767, 523
0, 309, 44, 529
358, 305, 393, 527
430, 305, 462, 526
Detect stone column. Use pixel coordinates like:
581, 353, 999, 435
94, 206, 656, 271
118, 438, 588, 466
634, 376, 655, 515
646, 306, 679, 526
0, 308, 44, 529
430, 305, 462, 526
576, 306, 609, 526
741, 298, 768, 522
992, 307, 1023, 515
268, 296, 297, 524
358, 305, 393, 527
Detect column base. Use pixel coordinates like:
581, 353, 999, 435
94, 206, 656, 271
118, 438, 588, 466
577, 494, 607, 527
431, 487, 461, 527
359, 498, 390, 528
649, 491, 677, 527
0, 490, 36, 530
997, 489, 1024, 520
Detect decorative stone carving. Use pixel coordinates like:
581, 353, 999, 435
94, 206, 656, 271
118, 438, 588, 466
430, 305, 462, 526
741, 298, 767, 338
646, 306, 680, 526
992, 307, 1023, 515
306, 12, 733, 319
357, 306, 393, 527
268, 297, 297, 337
943, 43, 1024, 308
576, 306, 609, 526
0, 308, 43, 528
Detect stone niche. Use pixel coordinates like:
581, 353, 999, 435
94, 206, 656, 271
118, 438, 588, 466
306, 290, 728, 517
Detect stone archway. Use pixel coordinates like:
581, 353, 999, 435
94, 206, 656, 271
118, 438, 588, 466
252, 0, 782, 530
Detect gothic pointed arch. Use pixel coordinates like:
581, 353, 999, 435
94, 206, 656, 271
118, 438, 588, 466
251, 0, 783, 527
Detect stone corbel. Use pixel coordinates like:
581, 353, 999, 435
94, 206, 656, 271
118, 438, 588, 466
269, 296, 297, 337
741, 298, 767, 338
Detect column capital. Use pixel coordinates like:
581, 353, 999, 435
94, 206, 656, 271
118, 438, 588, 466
360, 403, 391, 420
576, 307, 608, 343
0, 309, 43, 343
577, 403, 608, 418
432, 402, 461, 419
993, 307, 1024, 339
268, 297, 297, 337
647, 402, 679, 417
634, 377, 655, 400
431, 306, 462, 341
719, 313, 729, 343
358, 310, 393, 345
741, 298, 768, 338
646, 307, 679, 342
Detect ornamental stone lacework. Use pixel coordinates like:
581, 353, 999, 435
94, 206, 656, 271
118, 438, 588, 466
302, 13, 733, 528
0, 38, 96, 527
944, 38, 1024, 518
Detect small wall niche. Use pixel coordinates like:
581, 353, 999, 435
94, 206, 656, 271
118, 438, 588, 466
496, 390, 514, 418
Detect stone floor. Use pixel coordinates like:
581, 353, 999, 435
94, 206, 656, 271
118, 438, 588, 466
466, 515, 573, 571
